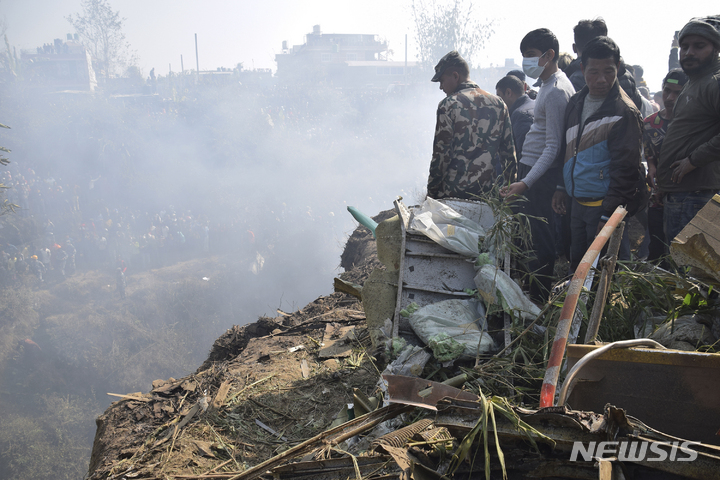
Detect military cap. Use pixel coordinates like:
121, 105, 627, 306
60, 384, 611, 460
431, 50, 466, 82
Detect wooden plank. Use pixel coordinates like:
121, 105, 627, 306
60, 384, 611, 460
107, 392, 151, 402
211, 381, 231, 410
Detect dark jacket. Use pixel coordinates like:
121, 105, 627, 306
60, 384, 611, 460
558, 80, 648, 217
617, 63, 644, 111
657, 57, 720, 193
509, 94, 535, 160
565, 58, 585, 92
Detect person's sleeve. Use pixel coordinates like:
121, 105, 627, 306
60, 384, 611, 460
603, 109, 643, 216
688, 80, 720, 168
511, 111, 532, 159
642, 122, 659, 167
427, 101, 453, 198
556, 102, 573, 192
498, 104, 517, 182
521, 88, 568, 189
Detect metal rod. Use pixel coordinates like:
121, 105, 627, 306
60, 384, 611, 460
195, 33, 200, 78
392, 199, 408, 339
404, 33, 407, 84
557, 339, 666, 406
539, 206, 628, 408
584, 221, 625, 344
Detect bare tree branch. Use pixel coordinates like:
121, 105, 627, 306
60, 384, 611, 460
412, 0, 494, 70
66, 0, 137, 78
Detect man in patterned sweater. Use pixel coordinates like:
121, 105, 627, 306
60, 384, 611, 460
426, 51, 516, 200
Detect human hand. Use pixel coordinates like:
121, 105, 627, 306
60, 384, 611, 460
670, 157, 696, 184
646, 162, 657, 189
552, 190, 568, 215
499, 181, 528, 199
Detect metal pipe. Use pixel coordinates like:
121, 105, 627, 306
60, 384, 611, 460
539, 205, 628, 408
195, 33, 200, 78
557, 339, 666, 407
585, 221, 625, 343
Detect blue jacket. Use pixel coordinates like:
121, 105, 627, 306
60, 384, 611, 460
558, 80, 648, 217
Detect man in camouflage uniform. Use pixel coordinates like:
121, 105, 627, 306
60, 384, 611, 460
427, 51, 516, 200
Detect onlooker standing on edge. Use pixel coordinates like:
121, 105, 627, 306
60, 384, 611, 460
566, 19, 608, 91
552, 37, 648, 272
656, 16, 720, 243
495, 74, 535, 160
643, 69, 688, 260
427, 51, 516, 200
566, 18, 644, 111
500, 29, 574, 302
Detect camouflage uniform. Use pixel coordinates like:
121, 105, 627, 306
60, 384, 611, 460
427, 82, 516, 200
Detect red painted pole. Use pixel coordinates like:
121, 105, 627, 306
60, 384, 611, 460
539, 205, 628, 408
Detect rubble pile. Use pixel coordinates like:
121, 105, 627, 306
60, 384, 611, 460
86, 203, 720, 480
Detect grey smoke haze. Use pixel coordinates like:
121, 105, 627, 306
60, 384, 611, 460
0, 2, 717, 477
2, 0, 717, 92
0, 64, 440, 479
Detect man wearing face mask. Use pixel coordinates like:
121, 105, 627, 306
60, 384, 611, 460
499, 28, 574, 302
552, 36, 648, 272
427, 51, 516, 200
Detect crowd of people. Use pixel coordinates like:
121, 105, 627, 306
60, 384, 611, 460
0, 165, 216, 287
427, 15, 720, 302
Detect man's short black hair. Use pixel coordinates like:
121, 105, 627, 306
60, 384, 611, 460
520, 28, 559, 62
581, 36, 620, 66
496, 75, 524, 96
506, 69, 526, 82
573, 19, 608, 52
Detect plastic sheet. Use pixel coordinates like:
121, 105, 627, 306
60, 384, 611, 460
408, 198, 485, 257
474, 264, 541, 321
408, 299, 496, 359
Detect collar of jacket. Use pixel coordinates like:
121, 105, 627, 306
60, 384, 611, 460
453, 81, 480, 93
565, 58, 581, 76
510, 94, 531, 114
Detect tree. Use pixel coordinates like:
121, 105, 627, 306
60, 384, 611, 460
412, 0, 494, 70
66, 0, 136, 78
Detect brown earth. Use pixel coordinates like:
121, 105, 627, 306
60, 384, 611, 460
86, 215, 389, 480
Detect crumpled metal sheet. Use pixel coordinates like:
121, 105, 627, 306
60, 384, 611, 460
382, 374, 479, 410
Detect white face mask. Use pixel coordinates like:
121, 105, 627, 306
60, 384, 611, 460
522, 51, 548, 79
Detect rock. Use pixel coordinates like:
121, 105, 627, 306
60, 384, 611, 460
649, 314, 718, 351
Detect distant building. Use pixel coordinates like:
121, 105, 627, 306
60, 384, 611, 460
471, 59, 523, 93
275, 25, 419, 89
21, 36, 97, 92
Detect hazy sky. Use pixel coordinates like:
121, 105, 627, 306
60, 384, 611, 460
1, 0, 717, 90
